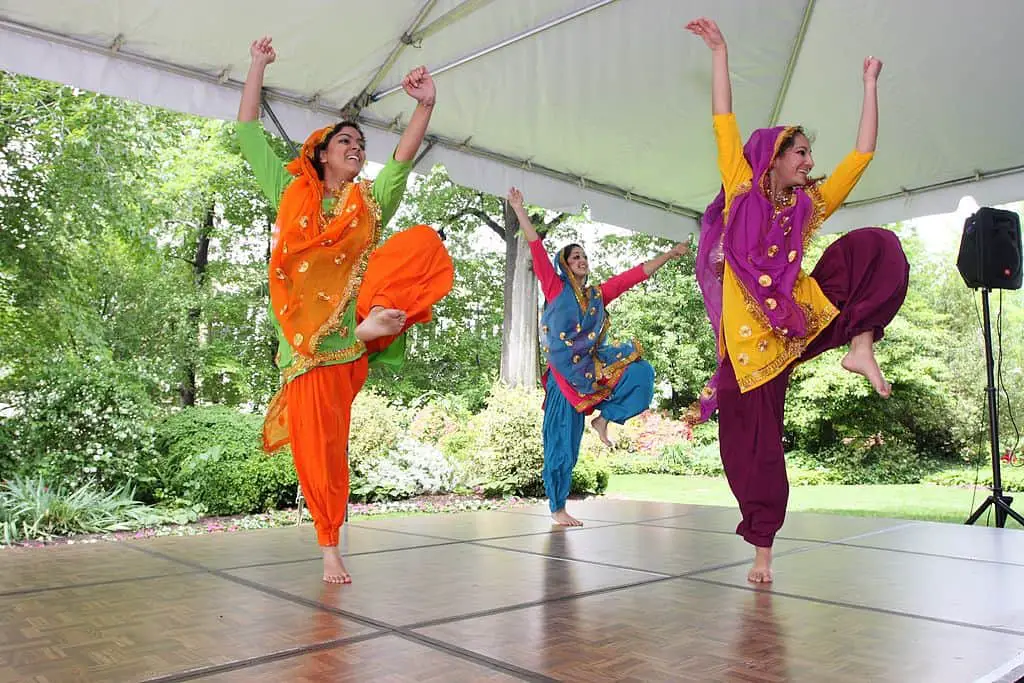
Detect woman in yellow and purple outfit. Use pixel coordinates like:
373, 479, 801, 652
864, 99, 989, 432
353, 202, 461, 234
686, 19, 909, 583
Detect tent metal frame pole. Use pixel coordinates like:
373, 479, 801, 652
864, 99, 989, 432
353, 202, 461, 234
768, 0, 815, 127
342, 0, 439, 118
371, 0, 621, 101
260, 93, 299, 158
408, 0, 495, 44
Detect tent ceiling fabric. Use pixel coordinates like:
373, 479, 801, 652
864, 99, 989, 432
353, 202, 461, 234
3, 0, 1024, 240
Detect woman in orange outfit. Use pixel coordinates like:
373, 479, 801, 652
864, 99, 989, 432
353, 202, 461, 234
237, 37, 454, 583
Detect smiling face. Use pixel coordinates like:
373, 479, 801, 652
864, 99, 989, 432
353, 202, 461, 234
771, 131, 814, 189
318, 125, 366, 182
563, 245, 589, 280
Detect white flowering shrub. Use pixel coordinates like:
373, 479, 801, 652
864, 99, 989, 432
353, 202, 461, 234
353, 438, 459, 502
0, 359, 156, 490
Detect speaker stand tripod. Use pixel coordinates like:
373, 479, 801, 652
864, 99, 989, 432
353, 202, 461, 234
965, 288, 1024, 527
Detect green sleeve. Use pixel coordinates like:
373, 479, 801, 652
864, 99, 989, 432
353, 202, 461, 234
236, 120, 293, 210
371, 151, 414, 227
368, 332, 407, 371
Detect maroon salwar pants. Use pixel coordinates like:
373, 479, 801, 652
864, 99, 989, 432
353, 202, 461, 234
717, 228, 910, 547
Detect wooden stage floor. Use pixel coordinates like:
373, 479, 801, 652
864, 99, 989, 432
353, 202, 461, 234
2, 499, 1023, 682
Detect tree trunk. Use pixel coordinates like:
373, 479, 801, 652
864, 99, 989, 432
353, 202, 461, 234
499, 201, 540, 387
180, 205, 212, 407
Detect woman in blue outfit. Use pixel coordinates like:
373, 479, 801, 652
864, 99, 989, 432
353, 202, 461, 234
508, 187, 688, 525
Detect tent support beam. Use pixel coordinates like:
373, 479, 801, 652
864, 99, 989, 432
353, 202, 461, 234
413, 139, 437, 169
768, 0, 816, 127
260, 93, 299, 158
842, 163, 1024, 209
341, 0, 439, 119
409, 0, 496, 44
371, 0, 621, 102
353, 111, 701, 220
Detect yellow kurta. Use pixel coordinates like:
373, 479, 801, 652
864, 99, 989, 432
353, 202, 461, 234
713, 113, 874, 392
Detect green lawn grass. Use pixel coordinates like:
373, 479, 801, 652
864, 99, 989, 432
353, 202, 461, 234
604, 474, 1024, 528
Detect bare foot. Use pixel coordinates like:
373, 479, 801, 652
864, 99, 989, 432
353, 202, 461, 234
551, 509, 583, 527
321, 546, 351, 584
747, 546, 774, 584
591, 415, 613, 447
355, 306, 406, 342
841, 331, 891, 398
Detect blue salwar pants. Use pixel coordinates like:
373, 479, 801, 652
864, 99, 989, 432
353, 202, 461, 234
542, 360, 655, 513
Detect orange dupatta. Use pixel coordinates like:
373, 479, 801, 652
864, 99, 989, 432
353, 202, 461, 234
263, 125, 382, 452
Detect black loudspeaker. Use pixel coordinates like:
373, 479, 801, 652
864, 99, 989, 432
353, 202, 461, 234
957, 207, 1023, 291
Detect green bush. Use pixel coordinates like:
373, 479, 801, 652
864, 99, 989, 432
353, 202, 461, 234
601, 439, 724, 477
407, 395, 470, 446
571, 454, 610, 496
189, 452, 298, 515
807, 436, 940, 485
144, 406, 297, 515
465, 382, 547, 496
924, 465, 1024, 491
349, 389, 407, 468
0, 357, 157, 490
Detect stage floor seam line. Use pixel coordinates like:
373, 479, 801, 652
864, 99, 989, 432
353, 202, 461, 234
0, 567, 205, 598
122, 542, 555, 682
827, 539, 1024, 567
685, 575, 1024, 637
138, 630, 389, 683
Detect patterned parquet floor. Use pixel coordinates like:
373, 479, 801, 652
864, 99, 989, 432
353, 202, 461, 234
2, 499, 1022, 682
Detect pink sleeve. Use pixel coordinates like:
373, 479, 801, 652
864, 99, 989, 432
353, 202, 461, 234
600, 264, 648, 304
528, 239, 563, 302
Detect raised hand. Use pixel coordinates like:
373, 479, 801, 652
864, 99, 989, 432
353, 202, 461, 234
507, 187, 524, 210
863, 56, 883, 83
668, 242, 690, 258
402, 66, 436, 107
250, 36, 276, 68
686, 17, 726, 52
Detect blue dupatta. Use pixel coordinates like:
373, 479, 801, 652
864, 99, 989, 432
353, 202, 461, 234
540, 248, 641, 405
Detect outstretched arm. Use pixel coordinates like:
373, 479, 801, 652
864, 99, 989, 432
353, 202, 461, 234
817, 56, 883, 218
643, 243, 689, 277
856, 57, 882, 153
507, 187, 541, 242
686, 18, 731, 114
238, 37, 275, 122
394, 67, 436, 163
687, 18, 750, 195
601, 243, 689, 304
509, 188, 561, 301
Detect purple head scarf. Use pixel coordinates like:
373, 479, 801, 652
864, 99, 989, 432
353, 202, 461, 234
690, 124, 817, 423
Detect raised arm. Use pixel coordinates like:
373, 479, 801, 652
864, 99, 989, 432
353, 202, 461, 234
394, 66, 436, 163
686, 18, 731, 114
507, 187, 540, 242
816, 57, 883, 218
600, 243, 689, 303
238, 37, 275, 122
687, 18, 750, 198
643, 243, 689, 277
509, 187, 562, 301
856, 57, 882, 153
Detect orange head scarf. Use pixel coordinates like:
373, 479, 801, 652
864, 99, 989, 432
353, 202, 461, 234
269, 124, 382, 360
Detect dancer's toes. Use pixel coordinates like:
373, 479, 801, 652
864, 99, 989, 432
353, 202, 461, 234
356, 306, 406, 342
590, 416, 613, 447
322, 548, 352, 584
841, 345, 890, 398
747, 547, 774, 584
552, 509, 584, 527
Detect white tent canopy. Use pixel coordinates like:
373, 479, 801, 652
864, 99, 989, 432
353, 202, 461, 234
3, 0, 1024, 240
